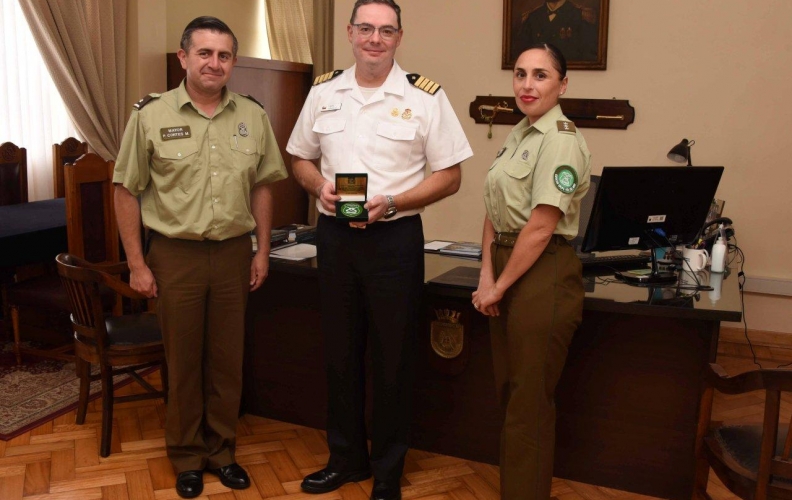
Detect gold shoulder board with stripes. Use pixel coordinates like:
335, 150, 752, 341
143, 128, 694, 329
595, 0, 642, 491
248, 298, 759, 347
133, 93, 161, 110
406, 74, 441, 95
313, 69, 344, 86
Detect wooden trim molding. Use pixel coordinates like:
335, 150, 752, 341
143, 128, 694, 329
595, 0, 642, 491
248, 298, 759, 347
718, 327, 792, 363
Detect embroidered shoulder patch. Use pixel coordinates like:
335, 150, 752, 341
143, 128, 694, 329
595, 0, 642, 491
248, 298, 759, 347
313, 70, 344, 86
406, 74, 441, 95
133, 94, 161, 110
240, 93, 264, 109
556, 120, 577, 133
553, 165, 578, 194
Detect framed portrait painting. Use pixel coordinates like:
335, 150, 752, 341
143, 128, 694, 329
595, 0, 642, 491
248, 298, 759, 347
503, 0, 610, 70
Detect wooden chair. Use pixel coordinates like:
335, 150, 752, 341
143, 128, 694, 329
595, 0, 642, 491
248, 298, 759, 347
0, 141, 28, 206
695, 363, 792, 500
53, 137, 87, 198
56, 253, 167, 457
8, 153, 119, 364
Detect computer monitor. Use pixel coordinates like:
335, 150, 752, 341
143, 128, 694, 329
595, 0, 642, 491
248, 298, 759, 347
581, 166, 724, 284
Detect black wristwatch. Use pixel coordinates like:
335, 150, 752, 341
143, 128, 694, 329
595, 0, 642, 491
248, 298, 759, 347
383, 195, 398, 219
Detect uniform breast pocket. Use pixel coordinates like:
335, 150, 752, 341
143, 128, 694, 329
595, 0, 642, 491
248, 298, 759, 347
504, 155, 536, 180
501, 156, 537, 199
230, 135, 260, 185
374, 122, 417, 171
156, 140, 199, 193
312, 118, 346, 166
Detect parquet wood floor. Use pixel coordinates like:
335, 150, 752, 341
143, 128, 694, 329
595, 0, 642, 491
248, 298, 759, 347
0, 353, 778, 500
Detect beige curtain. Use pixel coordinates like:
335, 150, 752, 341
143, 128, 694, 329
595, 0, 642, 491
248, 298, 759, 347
266, 0, 313, 64
18, 0, 127, 161
311, 0, 334, 77
268, 0, 335, 223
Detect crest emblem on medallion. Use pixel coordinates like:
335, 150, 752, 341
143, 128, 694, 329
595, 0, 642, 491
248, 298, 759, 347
402, 109, 412, 120
238, 123, 249, 137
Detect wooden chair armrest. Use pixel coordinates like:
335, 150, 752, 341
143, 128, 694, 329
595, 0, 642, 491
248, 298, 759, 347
81, 260, 130, 276
96, 272, 148, 301
706, 363, 792, 394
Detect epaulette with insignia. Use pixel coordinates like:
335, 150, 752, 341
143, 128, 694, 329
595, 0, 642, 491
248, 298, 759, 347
240, 93, 265, 109
556, 120, 577, 133
133, 93, 161, 110
406, 74, 441, 95
313, 70, 344, 86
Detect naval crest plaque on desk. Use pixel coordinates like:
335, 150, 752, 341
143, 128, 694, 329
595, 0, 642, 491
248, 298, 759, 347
335, 173, 369, 221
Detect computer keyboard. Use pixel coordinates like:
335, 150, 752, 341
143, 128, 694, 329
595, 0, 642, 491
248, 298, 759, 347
578, 253, 651, 271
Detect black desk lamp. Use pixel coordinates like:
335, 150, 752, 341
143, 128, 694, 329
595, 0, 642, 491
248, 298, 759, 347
668, 138, 695, 166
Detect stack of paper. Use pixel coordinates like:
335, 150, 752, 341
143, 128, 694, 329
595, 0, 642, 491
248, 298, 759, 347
424, 240, 482, 260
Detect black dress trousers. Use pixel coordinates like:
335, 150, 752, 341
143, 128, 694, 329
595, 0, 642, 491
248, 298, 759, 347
316, 214, 424, 485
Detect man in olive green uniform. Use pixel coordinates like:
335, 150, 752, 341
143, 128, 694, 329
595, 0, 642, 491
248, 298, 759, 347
113, 16, 286, 499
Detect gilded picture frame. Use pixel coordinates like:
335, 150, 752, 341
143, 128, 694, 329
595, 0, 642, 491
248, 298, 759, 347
503, 0, 610, 70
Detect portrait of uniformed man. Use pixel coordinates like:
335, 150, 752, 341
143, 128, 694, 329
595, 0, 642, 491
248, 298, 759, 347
508, 0, 601, 64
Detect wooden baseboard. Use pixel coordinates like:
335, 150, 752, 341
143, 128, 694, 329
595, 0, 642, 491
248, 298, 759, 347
718, 326, 792, 362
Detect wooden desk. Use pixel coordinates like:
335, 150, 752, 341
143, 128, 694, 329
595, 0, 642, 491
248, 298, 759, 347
0, 198, 67, 268
242, 252, 742, 500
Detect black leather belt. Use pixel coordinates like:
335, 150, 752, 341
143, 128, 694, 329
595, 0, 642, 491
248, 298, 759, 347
493, 232, 520, 247
493, 232, 567, 248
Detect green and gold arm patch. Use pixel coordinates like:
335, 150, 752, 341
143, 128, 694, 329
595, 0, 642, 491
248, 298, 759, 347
553, 165, 578, 194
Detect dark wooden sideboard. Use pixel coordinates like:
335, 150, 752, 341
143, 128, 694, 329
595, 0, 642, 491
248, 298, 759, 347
242, 252, 741, 499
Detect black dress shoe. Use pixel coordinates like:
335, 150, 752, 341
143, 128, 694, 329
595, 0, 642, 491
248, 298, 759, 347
175, 470, 203, 499
207, 463, 250, 489
371, 480, 401, 500
301, 467, 372, 493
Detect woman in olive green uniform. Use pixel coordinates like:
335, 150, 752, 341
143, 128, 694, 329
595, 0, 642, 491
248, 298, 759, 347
472, 43, 591, 499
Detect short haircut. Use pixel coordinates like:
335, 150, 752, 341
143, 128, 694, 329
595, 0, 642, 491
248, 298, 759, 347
180, 16, 239, 57
350, 0, 402, 29
518, 42, 568, 78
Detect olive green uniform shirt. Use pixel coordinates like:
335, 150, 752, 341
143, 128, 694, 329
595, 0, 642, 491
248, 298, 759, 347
113, 82, 287, 240
484, 104, 591, 238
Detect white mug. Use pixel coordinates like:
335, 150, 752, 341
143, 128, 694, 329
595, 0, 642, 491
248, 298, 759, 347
682, 246, 709, 273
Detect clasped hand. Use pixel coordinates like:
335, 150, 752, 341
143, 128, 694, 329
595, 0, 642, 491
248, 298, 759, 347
472, 275, 502, 316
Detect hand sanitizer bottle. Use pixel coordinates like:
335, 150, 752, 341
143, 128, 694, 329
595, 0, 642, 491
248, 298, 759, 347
710, 226, 727, 273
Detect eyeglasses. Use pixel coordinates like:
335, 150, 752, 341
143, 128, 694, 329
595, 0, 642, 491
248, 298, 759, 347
352, 23, 400, 40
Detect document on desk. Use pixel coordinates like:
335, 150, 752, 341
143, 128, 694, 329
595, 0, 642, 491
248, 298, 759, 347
424, 240, 454, 251
269, 243, 317, 261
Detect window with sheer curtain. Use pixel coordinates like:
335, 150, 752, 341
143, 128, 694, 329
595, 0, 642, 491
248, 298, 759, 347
0, 0, 81, 202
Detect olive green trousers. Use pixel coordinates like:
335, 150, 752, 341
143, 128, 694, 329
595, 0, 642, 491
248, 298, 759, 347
489, 235, 583, 499
148, 233, 251, 473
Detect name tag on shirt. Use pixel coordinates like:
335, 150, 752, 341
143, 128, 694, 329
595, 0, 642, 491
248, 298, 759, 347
320, 103, 342, 112
160, 126, 192, 141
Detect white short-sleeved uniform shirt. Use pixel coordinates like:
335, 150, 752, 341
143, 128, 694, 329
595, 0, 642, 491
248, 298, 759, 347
287, 61, 473, 219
